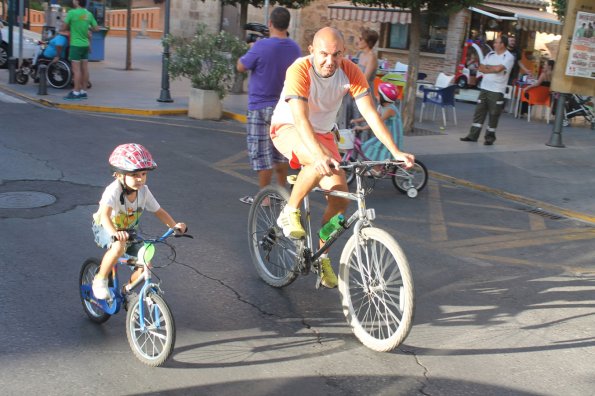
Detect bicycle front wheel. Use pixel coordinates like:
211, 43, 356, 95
339, 227, 415, 352
247, 185, 298, 287
392, 160, 428, 194
79, 258, 111, 324
126, 292, 175, 367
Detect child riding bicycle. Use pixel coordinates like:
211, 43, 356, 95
91, 143, 187, 300
350, 82, 403, 174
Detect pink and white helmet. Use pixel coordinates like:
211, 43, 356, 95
378, 82, 398, 103
109, 143, 157, 173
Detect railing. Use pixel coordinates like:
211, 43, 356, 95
9, 7, 164, 39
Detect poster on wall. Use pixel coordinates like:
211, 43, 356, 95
565, 11, 595, 79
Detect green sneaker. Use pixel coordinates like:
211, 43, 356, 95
320, 257, 338, 288
277, 208, 306, 239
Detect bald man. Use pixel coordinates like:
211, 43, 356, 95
270, 27, 414, 288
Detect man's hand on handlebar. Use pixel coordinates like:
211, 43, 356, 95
314, 155, 341, 177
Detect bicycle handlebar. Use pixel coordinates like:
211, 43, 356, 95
110, 227, 193, 243
334, 160, 406, 169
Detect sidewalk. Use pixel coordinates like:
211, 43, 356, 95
2, 36, 595, 220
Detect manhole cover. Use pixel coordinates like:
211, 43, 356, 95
0, 191, 57, 209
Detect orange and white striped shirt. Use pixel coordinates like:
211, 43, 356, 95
271, 56, 370, 133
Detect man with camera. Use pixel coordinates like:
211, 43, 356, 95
237, 7, 301, 204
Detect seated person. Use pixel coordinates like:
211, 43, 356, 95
41, 33, 69, 63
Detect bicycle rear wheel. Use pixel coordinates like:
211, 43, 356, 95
126, 292, 175, 367
79, 258, 111, 324
392, 160, 428, 194
339, 227, 415, 352
247, 185, 298, 287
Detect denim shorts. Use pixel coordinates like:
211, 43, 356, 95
92, 223, 142, 256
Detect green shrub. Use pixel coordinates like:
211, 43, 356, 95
164, 24, 248, 99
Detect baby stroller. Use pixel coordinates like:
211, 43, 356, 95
564, 94, 594, 129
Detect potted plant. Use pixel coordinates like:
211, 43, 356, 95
165, 24, 248, 120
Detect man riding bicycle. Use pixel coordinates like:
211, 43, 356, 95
270, 27, 414, 288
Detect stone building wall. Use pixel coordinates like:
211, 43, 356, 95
170, 0, 221, 37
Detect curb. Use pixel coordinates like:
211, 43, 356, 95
430, 170, 595, 225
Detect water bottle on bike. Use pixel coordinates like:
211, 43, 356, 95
319, 213, 345, 241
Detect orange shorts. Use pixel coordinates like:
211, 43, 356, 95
270, 124, 341, 169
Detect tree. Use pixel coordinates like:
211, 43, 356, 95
551, 0, 566, 21
351, 0, 481, 133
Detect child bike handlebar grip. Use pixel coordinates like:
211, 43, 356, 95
319, 214, 345, 241
110, 230, 138, 243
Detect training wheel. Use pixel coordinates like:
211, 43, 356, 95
407, 188, 418, 198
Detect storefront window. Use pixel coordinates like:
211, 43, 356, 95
387, 13, 449, 54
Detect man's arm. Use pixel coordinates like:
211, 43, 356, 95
478, 63, 506, 74
288, 98, 328, 161
236, 59, 248, 73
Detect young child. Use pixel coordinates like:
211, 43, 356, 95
350, 82, 403, 164
91, 143, 187, 300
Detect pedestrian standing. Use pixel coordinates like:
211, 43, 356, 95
460, 35, 514, 146
61, 0, 99, 100
236, 7, 301, 204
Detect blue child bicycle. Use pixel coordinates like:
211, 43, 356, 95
79, 228, 192, 366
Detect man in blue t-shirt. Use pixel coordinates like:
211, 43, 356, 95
42, 33, 68, 62
236, 7, 301, 204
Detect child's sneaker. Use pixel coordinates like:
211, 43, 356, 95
92, 277, 110, 300
79, 92, 88, 100
276, 208, 306, 239
320, 257, 338, 288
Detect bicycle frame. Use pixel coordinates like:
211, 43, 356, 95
298, 162, 385, 273
83, 228, 177, 327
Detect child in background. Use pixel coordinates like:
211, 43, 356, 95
350, 82, 403, 168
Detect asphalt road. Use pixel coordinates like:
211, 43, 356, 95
1, 98, 595, 395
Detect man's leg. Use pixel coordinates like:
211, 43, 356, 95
71, 60, 82, 92
484, 91, 505, 145
462, 90, 489, 141
81, 59, 90, 92
274, 162, 288, 188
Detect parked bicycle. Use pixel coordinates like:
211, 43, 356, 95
338, 128, 428, 198
248, 161, 415, 352
79, 227, 192, 366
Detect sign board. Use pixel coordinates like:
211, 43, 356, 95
551, 0, 595, 96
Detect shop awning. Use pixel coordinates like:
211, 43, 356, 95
328, 1, 411, 24
470, 3, 562, 35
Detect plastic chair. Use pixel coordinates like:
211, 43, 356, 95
435, 72, 454, 88
419, 84, 458, 127
521, 86, 551, 123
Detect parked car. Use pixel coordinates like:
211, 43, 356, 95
0, 18, 42, 68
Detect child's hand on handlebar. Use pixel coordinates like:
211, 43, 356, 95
112, 230, 130, 242
394, 152, 415, 169
173, 223, 187, 235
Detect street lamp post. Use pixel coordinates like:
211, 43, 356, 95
157, 0, 173, 103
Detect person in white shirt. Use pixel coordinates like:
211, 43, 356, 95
460, 35, 514, 145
